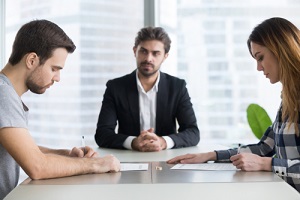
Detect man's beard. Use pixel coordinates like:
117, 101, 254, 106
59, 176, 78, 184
26, 80, 46, 94
26, 76, 52, 94
138, 62, 159, 77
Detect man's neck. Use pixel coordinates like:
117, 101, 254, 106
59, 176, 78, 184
138, 72, 159, 92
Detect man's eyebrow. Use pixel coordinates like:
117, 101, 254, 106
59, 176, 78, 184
152, 50, 161, 53
52, 65, 63, 70
140, 47, 148, 51
140, 47, 161, 53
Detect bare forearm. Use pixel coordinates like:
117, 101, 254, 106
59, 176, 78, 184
27, 154, 85, 179
27, 154, 109, 180
39, 146, 70, 156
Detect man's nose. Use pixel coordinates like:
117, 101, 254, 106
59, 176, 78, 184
53, 71, 60, 82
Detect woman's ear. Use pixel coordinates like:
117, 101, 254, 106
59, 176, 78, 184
25, 52, 39, 69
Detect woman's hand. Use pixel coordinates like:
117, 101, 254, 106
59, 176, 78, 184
230, 153, 272, 171
167, 152, 217, 164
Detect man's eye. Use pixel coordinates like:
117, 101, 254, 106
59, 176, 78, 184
153, 52, 161, 57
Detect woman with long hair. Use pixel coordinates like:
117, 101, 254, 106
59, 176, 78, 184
167, 17, 300, 192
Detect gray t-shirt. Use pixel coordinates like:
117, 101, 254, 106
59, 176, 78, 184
0, 74, 28, 199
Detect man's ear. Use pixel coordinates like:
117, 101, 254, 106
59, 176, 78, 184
133, 47, 137, 57
163, 53, 169, 61
25, 52, 39, 69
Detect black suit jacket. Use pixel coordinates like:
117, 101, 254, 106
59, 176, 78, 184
95, 70, 200, 149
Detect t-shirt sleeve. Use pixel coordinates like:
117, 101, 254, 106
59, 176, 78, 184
0, 85, 28, 129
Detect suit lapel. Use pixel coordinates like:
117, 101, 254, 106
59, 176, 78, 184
126, 71, 140, 132
156, 72, 168, 133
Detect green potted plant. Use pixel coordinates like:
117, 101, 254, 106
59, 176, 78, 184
246, 103, 272, 139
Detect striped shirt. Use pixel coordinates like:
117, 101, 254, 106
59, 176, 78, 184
216, 104, 300, 192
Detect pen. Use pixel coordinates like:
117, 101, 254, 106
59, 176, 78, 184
81, 136, 86, 156
237, 143, 241, 154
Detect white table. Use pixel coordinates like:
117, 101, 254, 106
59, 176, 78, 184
5, 144, 300, 200
98, 144, 227, 162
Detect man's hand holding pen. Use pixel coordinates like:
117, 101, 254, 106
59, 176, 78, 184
69, 146, 98, 158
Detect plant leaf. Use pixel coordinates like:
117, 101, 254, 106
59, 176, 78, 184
246, 103, 272, 139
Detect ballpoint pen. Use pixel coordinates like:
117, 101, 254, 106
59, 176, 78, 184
81, 136, 86, 156
237, 143, 241, 154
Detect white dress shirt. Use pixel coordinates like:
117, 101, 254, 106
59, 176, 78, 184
123, 71, 174, 150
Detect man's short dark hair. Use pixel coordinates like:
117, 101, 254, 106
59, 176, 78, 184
134, 27, 171, 53
9, 19, 76, 65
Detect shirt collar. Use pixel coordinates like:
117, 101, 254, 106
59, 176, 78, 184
136, 70, 160, 93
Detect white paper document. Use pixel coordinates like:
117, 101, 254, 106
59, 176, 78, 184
171, 163, 238, 171
120, 163, 149, 171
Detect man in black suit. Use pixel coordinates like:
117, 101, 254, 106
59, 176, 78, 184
95, 27, 199, 152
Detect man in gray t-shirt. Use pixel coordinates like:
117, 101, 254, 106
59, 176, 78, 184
0, 19, 120, 200
0, 74, 28, 199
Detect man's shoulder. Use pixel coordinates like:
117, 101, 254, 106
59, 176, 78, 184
107, 71, 135, 85
0, 74, 11, 86
0, 79, 16, 99
160, 71, 186, 84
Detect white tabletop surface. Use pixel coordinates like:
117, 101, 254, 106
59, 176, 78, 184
5, 182, 300, 200
5, 144, 300, 200
97, 143, 228, 162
